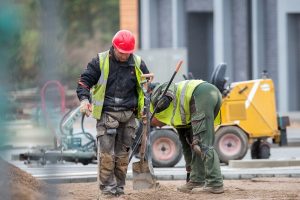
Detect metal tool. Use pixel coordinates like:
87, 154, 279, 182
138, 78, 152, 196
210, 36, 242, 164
132, 61, 183, 190
132, 73, 157, 190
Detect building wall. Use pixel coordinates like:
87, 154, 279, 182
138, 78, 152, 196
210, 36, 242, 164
120, 0, 139, 48
278, 0, 300, 111
231, 0, 251, 81
157, 0, 173, 48
287, 14, 300, 110
186, 0, 213, 12
263, 0, 278, 84
136, 48, 188, 83
187, 13, 214, 80
120, 0, 300, 111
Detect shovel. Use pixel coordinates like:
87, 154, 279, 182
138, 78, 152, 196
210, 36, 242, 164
132, 119, 157, 190
132, 61, 183, 190
132, 73, 157, 190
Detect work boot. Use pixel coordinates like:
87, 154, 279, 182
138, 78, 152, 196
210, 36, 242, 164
116, 187, 125, 196
177, 181, 205, 193
203, 185, 224, 194
97, 191, 115, 199
101, 187, 117, 197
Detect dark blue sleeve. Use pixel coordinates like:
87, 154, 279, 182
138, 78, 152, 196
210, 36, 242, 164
76, 56, 101, 102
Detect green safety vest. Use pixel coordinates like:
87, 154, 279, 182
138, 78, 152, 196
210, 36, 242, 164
151, 80, 221, 128
91, 50, 144, 119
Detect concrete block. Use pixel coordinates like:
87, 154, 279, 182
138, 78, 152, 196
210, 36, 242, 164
256, 174, 274, 178
240, 174, 256, 179
229, 159, 300, 168
274, 174, 291, 178
157, 175, 175, 180
223, 173, 240, 180
291, 174, 300, 177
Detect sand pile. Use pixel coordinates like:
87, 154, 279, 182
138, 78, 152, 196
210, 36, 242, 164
0, 157, 55, 200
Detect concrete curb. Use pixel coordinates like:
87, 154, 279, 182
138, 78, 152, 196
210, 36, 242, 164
229, 159, 300, 168
37, 165, 300, 184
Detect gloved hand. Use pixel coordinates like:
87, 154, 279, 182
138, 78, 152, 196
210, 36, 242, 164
80, 99, 92, 117
155, 96, 172, 113
192, 135, 202, 156
151, 116, 166, 127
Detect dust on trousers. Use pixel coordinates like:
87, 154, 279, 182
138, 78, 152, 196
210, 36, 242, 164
96, 111, 137, 191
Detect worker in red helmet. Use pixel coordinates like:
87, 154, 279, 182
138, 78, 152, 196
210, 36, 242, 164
76, 30, 150, 197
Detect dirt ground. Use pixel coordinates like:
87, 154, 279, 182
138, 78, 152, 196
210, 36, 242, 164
1, 158, 300, 200
57, 178, 300, 200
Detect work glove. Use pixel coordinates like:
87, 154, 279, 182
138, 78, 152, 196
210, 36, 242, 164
192, 135, 202, 156
80, 99, 92, 117
155, 96, 172, 113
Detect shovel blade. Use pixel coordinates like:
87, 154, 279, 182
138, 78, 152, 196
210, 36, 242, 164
132, 161, 156, 190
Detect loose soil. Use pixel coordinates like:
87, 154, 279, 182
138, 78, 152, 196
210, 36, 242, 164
57, 178, 300, 200
1, 157, 299, 200
0, 158, 57, 200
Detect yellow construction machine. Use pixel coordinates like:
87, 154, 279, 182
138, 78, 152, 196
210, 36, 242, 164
211, 64, 290, 163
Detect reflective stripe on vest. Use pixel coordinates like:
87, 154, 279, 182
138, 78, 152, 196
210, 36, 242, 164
152, 80, 205, 127
133, 55, 144, 119
172, 80, 205, 126
178, 80, 189, 124
92, 51, 144, 119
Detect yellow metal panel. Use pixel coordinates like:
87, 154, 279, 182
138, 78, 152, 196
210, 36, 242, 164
220, 79, 279, 139
227, 102, 246, 121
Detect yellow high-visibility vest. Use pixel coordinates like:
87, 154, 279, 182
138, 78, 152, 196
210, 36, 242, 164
92, 51, 144, 119
151, 80, 221, 127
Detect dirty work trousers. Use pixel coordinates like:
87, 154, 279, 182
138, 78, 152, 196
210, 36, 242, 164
177, 82, 223, 187
96, 111, 137, 193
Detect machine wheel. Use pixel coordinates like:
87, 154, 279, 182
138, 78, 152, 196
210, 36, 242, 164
214, 126, 248, 164
251, 140, 271, 159
81, 160, 90, 165
150, 129, 182, 167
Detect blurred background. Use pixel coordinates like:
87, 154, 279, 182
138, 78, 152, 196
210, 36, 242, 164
0, 0, 299, 156
0, 0, 299, 124
0, 1, 299, 198
1, 0, 120, 121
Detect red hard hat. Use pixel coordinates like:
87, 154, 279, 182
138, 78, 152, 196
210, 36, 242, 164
112, 30, 135, 54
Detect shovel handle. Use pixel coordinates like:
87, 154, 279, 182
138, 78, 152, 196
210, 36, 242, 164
141, 73, 155, 92
150, 60, 183, 121
129, 60, 183, 163
175, 60, 183, 73
139, 126, 147, 161
141, 73, 154, 82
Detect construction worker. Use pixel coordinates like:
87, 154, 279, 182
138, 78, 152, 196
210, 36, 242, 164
150, 80, 224, 194
76, 30, 150, 197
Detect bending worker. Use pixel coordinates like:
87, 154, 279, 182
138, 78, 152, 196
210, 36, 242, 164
76, 30, 150, 197
150, 80, 224, 194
